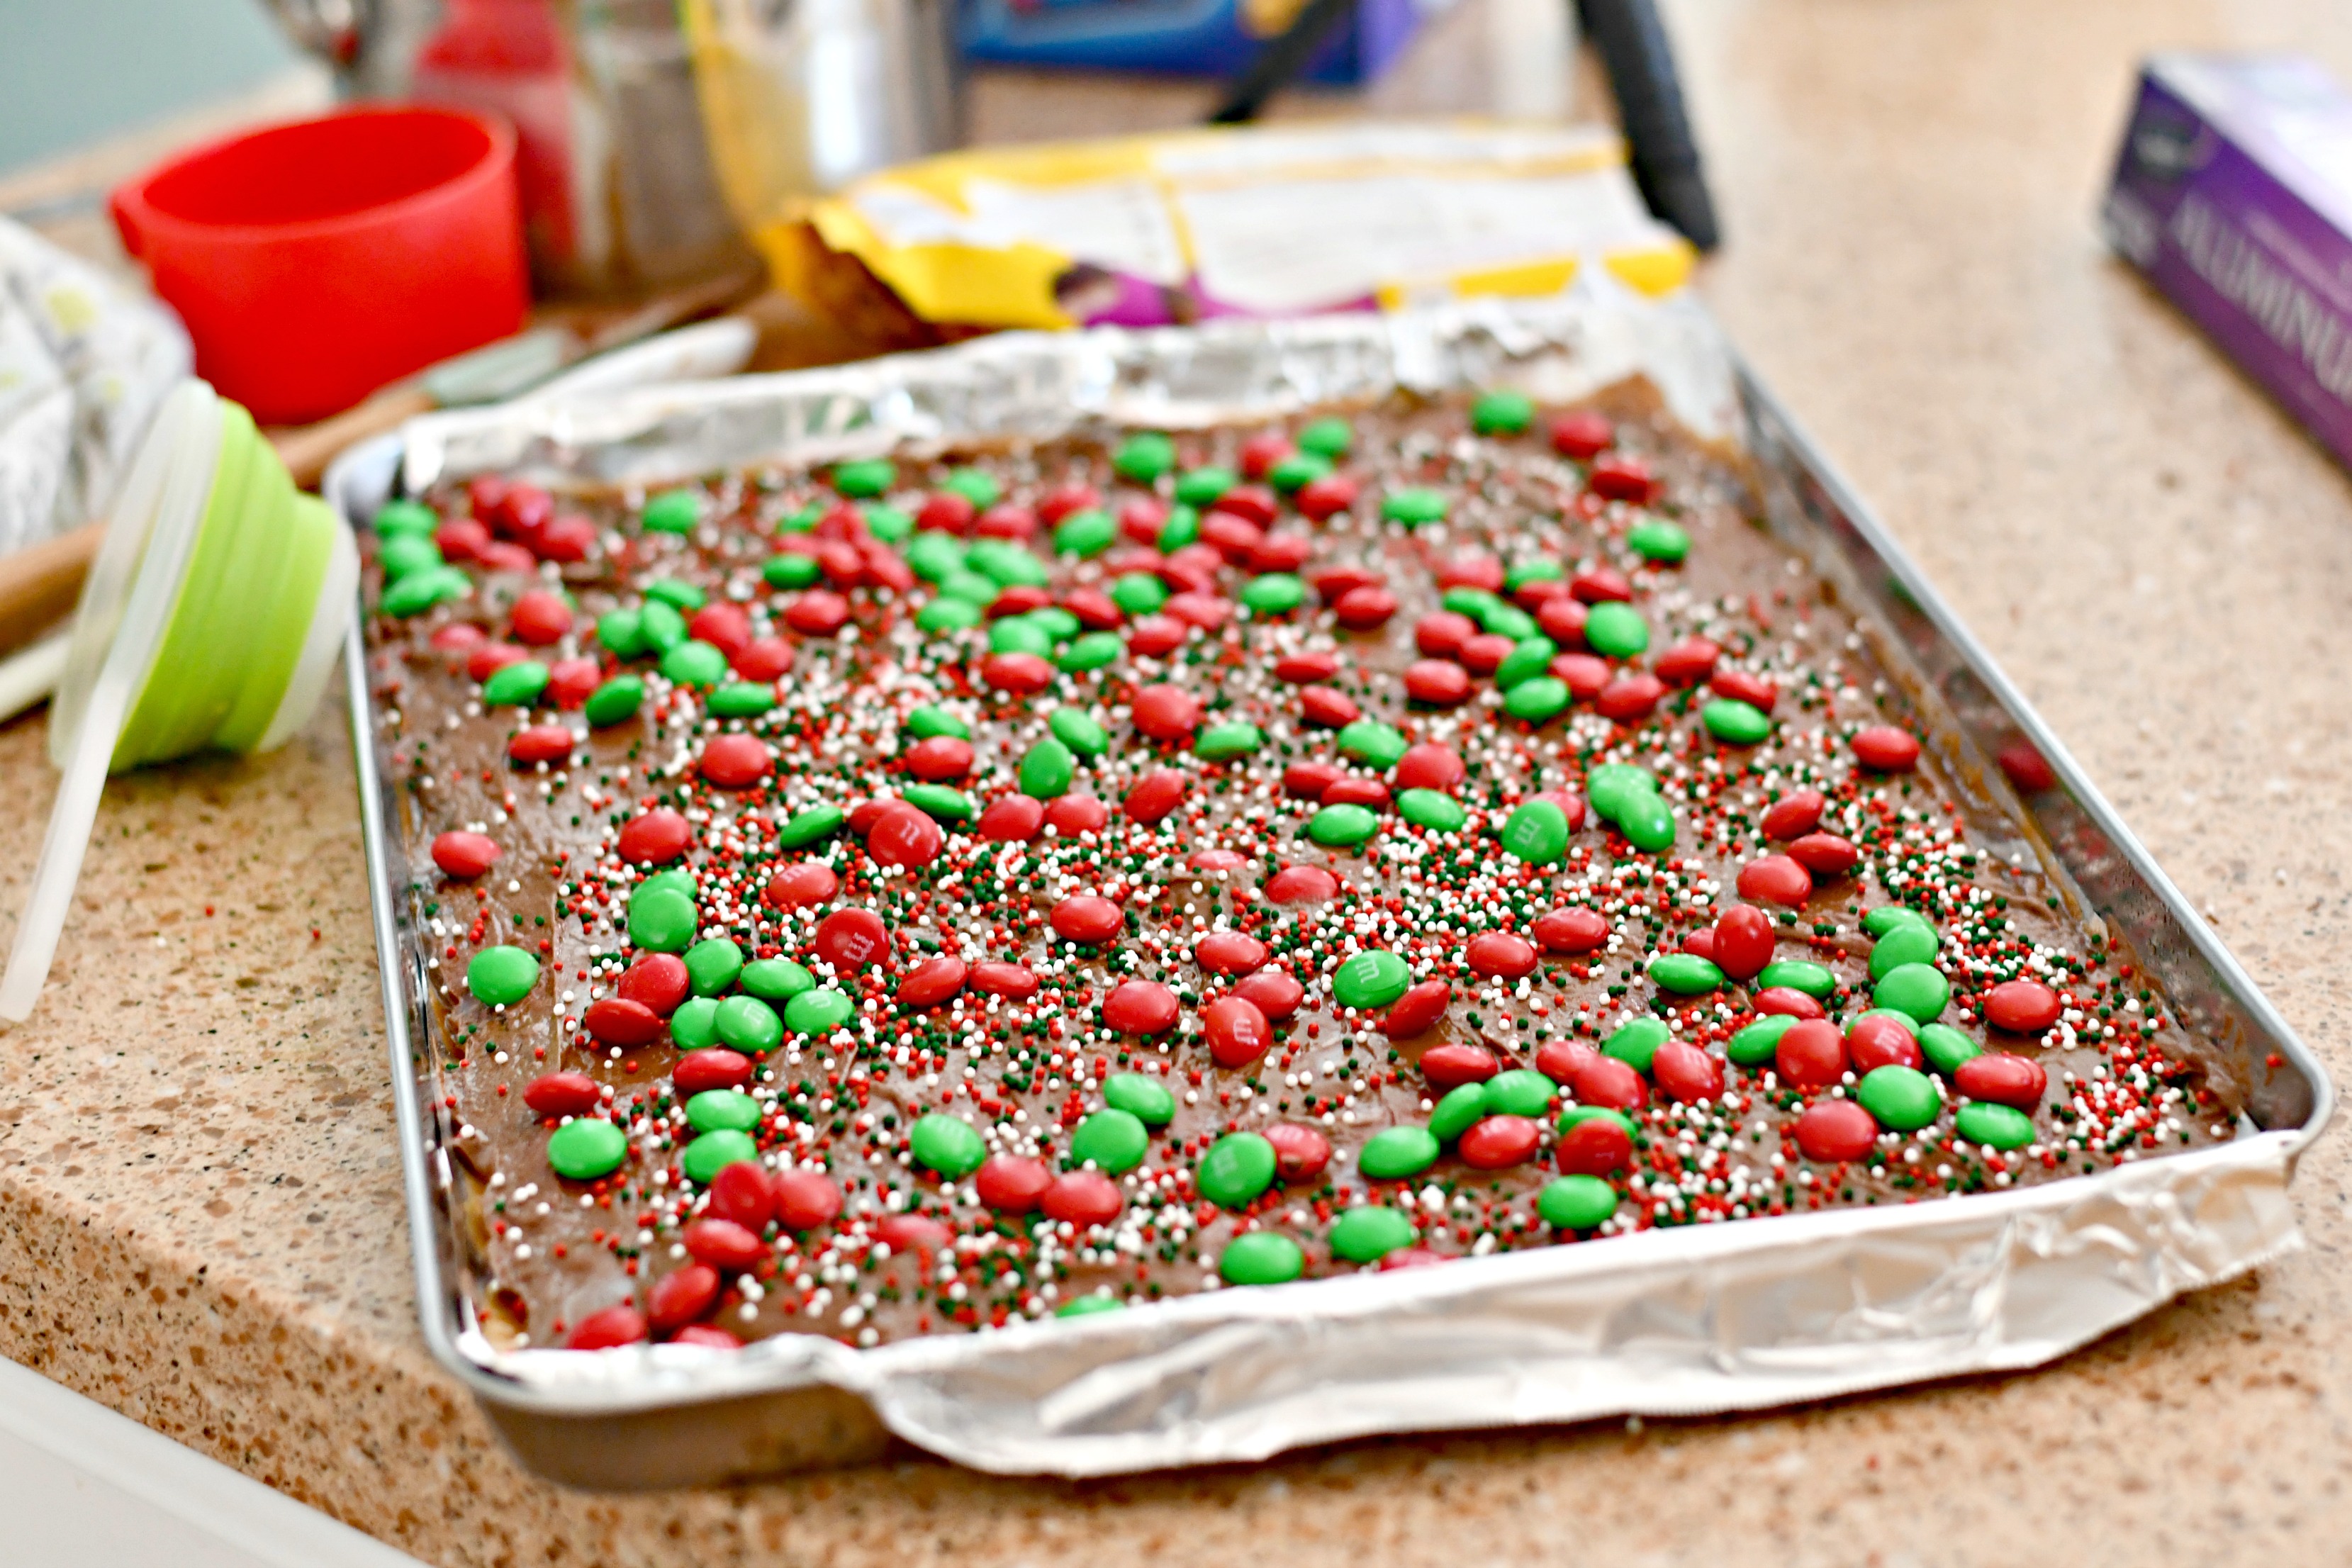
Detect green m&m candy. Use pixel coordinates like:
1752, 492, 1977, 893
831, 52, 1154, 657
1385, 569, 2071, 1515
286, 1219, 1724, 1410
1175, 466, 1236, 506
661, 639, 729, 688
1650, 953, 1724, 995
1603, 1017, 1669, 1073
669, 997, 719, 1050
941, 466, 1000, 508
741, 957, 815, 1002
1020, 737, 1076, 799
598, 607, 646, 658
638, 600, 688, 654
1054, 508, 1116, 557
715, 995, 783, 1054
904, 783, 973, 821
1267, 454, 1330, 493
1584, 600, 1649, 658
584, 676, 644, 727
381, 566, 468, 617
1617, 793, 1676, 852
1538, 1175, 1619, 1230
1727, 1013, 1798, 1065
1626, 520, 1690, 563
907, 704, 970, 739
707, 682, 775, 719
1196, 1132, 1276, 1209
1857, 1065, 1941, 1131
1239, 573, 1305, 615
1472, 389, 1535, 435
857, 505, 912, 544
1072, 1108, 1149, 1172
1050, 707, 1109, 756
1875, 963, 1950, 1023
1382, 488, 1447, 527
777, 804, 845, 847
467, 945, 539, 1007
371, 499, 439, 537
1586, 763, 1658, 822
1917, 1022, 1981, 1074
379, 533, 442, 581
1397, 788, 1467, 831
1499, 800, 1570, 863
1308, 802, 1379, 848
909, 1113, 985, 1178
1332, 949, 1410, 1009
646, 578, 706, 612
1057, 1294, 1124, 1318
681, 1129, 758, 1183
990, 617, 1051, 656
684, 937, 744, 996
830, 458, 895, 498
763, 551, 821, 590
1864, 905, 1933, 938
1114, 432, 1175, 483
627, 887, 698, 953
1196, 721, 1264, 760
1503, 677, 1570, 724
1483, 1069, 1555, 1118
1358, 1126, 1440, 1180
1103, 1072, 1176, 1126
1429, 1083, 1488, 1143
1219, 1231, 1304, 1286
1335, 719, 1407, 768
643, 490, 700, 532
481, 660, 548, 707
1110, 572, 1167, 615
685, 1090, 760, 1133
1297, 417, 1352, 457
1329, 1205, 1415, 1262
547, 1119, 627, 1181
1702, 699, 1771, 745
1757, 958, 1835, 998
785, 987, 853, 1035
1057, 631, 1122, 672
1495, 637, 1557, 690
1956, 1100, 2036, 1150
905, 532, 964, 581
1869, 919, 1942, 980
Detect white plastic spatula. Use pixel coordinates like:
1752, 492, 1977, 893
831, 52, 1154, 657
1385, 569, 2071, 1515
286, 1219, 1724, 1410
0, 381, 355, 1023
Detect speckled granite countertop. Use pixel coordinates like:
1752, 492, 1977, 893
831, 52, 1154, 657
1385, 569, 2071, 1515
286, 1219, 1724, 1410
3, 2, 2348, 1564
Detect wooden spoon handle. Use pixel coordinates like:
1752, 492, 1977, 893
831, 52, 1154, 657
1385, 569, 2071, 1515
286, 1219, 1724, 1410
271, 386, 435, 491
0, 522, 102, 659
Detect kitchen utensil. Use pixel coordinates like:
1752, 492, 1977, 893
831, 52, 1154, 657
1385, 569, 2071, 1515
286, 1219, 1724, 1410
0, 381, 357, 1022
109, 106, 530, 425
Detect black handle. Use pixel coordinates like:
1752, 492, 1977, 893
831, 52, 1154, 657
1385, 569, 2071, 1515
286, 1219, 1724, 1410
1579, 0, 1720, 250
1207, 0, 1362, 124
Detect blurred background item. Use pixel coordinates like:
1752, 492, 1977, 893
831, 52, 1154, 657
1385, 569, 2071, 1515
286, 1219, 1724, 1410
0, 215, 189, 560
2105, 55, 2352, 478
108, 105, 530, 424
765, 121, 1693, 359
261, 0, 963, 297
963, 0, 1434, 87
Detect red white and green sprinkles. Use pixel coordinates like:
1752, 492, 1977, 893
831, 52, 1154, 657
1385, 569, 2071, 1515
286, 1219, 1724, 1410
366, 393, 2227, 1353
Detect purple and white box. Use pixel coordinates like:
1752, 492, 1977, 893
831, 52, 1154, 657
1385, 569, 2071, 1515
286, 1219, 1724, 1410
2105, 54, 2352, 468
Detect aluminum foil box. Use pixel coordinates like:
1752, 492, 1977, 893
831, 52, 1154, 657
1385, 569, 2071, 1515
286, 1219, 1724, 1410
2104, 54, 2352, 470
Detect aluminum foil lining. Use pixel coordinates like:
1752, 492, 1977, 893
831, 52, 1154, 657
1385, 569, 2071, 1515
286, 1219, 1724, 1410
343, 288, 2323, 1479
397, 289, 1743, 496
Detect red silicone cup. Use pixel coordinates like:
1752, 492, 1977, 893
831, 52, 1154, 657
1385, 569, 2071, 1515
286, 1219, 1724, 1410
111, 106, 529, 425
